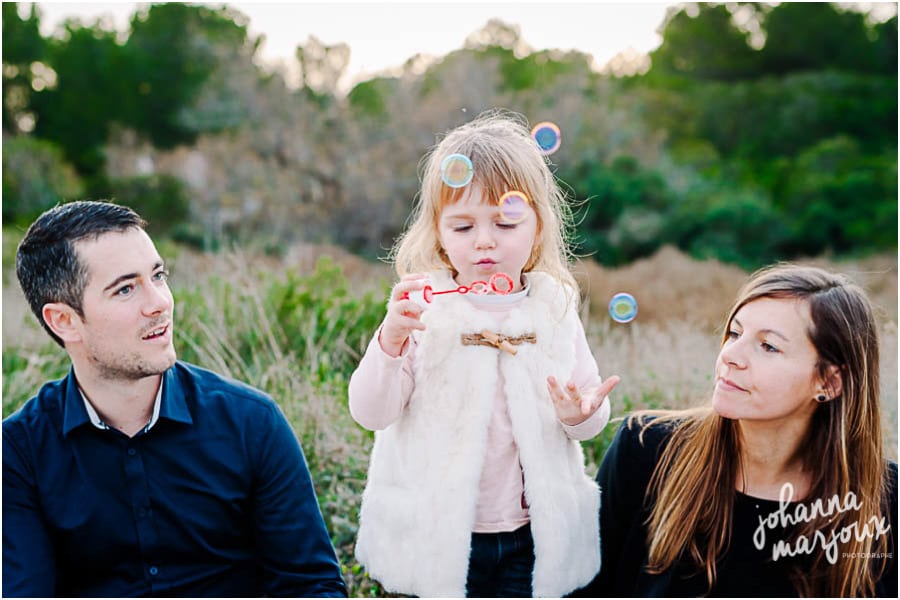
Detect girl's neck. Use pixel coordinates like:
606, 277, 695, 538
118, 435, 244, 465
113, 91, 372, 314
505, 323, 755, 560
737, 419, 813, 501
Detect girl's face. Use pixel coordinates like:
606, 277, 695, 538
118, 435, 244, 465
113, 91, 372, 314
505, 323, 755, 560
437, 181, 537, 291
712, 297, 824, 426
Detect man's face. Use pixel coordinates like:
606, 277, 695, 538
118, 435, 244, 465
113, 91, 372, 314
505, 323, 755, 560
68, 228, 176, 381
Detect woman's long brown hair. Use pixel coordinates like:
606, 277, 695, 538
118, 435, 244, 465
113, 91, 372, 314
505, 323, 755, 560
638, 264, 890, 596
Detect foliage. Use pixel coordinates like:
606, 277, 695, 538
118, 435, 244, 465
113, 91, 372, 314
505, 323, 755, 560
648, 3, 760, 81
1, 3, 46, 134
104, 174, 192, 238
1, 2, 896, 269
1, 136, 83, 225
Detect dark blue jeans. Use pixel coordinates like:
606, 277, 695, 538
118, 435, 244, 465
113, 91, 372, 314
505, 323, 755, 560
465, 523, 535, 597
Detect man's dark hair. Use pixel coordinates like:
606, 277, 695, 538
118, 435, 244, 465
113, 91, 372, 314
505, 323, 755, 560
16, 201, 147, 347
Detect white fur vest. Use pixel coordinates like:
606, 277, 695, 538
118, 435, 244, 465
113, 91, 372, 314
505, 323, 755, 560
355, 270, 601, 597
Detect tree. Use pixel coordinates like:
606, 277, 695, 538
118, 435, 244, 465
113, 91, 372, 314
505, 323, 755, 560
2, 3, 46, 134
760, 3, 878, 74
30, 23, 130, 176
648, 4, 761, 81
125, 3, 255, 148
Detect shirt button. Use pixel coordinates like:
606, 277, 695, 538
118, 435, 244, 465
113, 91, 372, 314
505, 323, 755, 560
149, 566, 159, 576
127, 448, 136, 456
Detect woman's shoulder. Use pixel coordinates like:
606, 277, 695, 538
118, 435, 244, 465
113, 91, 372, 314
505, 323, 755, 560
604, 413, 685, 470
886, 459, 898, 504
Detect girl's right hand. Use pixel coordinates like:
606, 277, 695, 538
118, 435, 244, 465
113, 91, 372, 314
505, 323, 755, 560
379, 274, 429, 358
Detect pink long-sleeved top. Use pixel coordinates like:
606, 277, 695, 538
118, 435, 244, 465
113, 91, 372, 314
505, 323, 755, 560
348, 281, 611, 533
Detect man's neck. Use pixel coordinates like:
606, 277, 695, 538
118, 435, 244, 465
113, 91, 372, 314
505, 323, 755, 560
74, 365, 162, 437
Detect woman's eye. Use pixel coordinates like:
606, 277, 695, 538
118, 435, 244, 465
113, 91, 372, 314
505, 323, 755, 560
453, 225, 472, 232
762, 342, 780, 353
497, 223, 517, 230
725, 330, 739, 340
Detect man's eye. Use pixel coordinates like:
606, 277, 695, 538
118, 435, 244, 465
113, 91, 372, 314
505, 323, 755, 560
115, 285, 134, 297
153, 270, 169, 282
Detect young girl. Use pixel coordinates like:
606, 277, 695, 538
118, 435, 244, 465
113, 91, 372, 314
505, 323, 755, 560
349, 110, 619, 598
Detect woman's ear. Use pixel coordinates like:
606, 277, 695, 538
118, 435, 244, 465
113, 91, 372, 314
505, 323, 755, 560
821, 363, 844, 399
42, 302, 83, 345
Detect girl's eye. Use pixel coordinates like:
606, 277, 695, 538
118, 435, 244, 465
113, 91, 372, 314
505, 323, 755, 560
497, 223, 517, 230
762, 342, 780, 353
725, 329, 740, 340
453, 225, 472, 233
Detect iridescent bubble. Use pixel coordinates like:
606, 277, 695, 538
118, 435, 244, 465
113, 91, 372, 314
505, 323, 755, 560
498, 191, 530, 224
531, 121, 562, 155
608, 292, 638, 324
441, 153, 473, 188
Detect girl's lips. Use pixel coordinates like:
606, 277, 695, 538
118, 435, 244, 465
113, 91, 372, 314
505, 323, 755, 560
717, 377, 747, 392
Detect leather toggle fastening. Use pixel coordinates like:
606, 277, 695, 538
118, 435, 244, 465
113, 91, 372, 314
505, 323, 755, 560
460, 330, 537, 356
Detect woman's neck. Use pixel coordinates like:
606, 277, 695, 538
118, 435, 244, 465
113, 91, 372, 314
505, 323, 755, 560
737, 418, 813, 501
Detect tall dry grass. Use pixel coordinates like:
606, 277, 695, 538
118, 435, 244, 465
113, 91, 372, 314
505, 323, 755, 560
2, 239, 897, 595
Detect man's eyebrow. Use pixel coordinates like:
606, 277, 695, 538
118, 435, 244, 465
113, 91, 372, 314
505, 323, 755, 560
101, 261, 164, 293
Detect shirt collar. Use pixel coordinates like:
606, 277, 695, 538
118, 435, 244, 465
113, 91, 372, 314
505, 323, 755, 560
62, 364, 192, 436
78, 378, 163, 434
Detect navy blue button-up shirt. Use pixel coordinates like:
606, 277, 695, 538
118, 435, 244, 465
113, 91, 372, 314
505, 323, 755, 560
2, 361, 347, 597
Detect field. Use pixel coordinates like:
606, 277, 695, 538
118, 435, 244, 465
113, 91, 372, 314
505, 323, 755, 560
2, 236, 897, 596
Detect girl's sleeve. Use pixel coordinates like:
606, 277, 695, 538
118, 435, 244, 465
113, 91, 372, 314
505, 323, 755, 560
560, 318, 612, 441
348, 323, 416, 430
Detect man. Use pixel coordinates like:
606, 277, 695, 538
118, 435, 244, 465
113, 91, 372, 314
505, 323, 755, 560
3, 201, 347, 597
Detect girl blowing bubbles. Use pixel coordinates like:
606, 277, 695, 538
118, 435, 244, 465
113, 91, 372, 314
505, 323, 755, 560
349, 110, 619, 598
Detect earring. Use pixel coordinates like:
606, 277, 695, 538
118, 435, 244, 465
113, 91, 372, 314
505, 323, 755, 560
815, 393, 829, 403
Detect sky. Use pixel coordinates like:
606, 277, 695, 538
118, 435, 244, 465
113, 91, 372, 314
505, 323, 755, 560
31, 1, 675, 88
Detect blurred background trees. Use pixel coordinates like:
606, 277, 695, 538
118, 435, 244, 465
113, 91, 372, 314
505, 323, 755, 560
2, 1, 896, 268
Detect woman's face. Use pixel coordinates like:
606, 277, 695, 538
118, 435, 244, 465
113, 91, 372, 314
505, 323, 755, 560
712, 296, 824, 426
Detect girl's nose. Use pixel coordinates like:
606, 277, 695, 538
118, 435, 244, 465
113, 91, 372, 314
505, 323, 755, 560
474, 228, 496, 250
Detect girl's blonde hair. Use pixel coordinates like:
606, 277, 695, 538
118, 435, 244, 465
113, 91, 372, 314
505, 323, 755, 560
391, 109, 577, 293
632, 263, 889, 597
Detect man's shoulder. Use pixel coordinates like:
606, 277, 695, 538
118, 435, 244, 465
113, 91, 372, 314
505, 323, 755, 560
3, 374, 68, 430
173, 361, 277, 413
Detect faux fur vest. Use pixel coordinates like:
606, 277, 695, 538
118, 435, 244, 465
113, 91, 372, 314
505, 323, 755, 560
355, 270, 601, 597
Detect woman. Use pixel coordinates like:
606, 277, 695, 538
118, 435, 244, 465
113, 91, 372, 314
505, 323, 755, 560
581, 264, 897, 597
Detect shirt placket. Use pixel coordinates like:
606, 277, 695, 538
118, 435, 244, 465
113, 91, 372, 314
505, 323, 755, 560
123, 440, 162, 591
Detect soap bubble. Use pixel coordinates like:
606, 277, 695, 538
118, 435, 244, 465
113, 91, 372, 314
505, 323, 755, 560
441, 153, 474, 188
531, 121, 561, 155
498, 191, 530, 224
608, 292, 638, 323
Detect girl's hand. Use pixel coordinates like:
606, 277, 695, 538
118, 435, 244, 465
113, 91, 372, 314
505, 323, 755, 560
379, 274, 429, 358
548, 375, 621, 426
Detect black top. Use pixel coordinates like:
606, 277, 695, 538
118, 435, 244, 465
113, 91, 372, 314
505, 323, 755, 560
3, 361, 347, 597
574, 417, 898, 597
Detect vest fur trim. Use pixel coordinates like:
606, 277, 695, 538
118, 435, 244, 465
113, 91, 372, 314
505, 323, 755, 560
355, 271, 601, 597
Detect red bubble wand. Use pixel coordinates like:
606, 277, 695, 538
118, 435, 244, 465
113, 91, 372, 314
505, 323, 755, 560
403, 272, 515, 304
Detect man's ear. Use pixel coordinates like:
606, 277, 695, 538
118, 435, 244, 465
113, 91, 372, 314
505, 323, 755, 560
42, 302, 83, 344
821, 364, 844, 400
